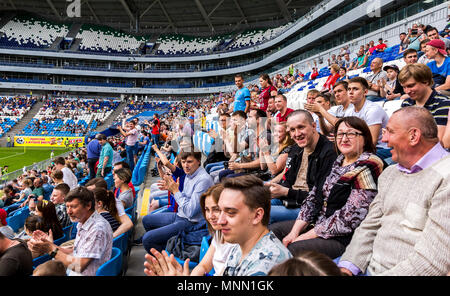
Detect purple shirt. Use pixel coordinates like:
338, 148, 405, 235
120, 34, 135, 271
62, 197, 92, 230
396, 143, 449, 174
338, 142, 449, 275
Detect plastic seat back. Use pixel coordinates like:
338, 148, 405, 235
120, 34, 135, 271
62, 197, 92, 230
96, 247, 122, 276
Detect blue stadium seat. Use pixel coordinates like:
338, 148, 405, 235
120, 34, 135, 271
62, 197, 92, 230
6, 207, 29, 233
33, 254, 51, 269
96, 247, 123, 276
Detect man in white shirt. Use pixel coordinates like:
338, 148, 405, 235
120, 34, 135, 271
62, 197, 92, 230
345, 77, 390, 159
54, 157, 78, 190
29, 187, 112, 276
304, 81, 351, 137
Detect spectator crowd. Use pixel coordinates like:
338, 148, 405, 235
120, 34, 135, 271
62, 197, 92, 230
0, 22, 449, 277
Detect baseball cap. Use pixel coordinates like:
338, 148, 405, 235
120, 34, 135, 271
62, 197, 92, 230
188, 116, 194, 120
0, 208, 7, 226
426, 39, 447, 56
383, 64, 400, 72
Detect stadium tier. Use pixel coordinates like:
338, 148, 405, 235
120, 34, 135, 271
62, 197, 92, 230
0, 15, 69, 49
18, 98, 119, 137
76, 24, 147, 55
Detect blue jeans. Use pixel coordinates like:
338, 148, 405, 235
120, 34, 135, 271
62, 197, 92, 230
126, 144, 136, 173
205, 161, 225, 174
269, 205, 301, 224
218, 169, 246, 182
141, 212, 195, 253
376, 147, 392, 160
151, 134, 160, 148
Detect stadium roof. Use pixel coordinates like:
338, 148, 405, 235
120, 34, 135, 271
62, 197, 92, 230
0, 0, 317, 36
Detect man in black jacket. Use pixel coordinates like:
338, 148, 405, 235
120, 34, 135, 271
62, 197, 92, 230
266, 109, 337, 224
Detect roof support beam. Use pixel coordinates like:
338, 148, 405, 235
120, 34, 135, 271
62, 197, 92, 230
275, 0, 292, 22
194, 0, 214, 32
45, 0, 62, 20
232, 0, 248, 26
158, 0, 177, 33
118, 0, 136, 23
85, 0, 100, 23
7, 0, 16, 9
207, 0, 225, 18
140, 0, 158, 19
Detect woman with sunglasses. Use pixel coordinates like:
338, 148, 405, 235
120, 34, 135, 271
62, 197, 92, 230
272, 116, 384, 259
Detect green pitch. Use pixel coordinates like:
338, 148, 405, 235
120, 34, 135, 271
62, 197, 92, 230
0, 147, 69, 172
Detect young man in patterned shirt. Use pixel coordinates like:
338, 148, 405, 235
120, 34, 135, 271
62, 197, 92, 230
218, 175, 292, 276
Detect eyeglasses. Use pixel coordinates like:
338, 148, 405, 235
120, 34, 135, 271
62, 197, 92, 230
336, 131, 363, 139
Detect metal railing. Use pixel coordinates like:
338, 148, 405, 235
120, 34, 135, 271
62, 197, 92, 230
0, 149, 75, 187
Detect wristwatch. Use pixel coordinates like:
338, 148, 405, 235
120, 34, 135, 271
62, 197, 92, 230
49, 248, 59, 259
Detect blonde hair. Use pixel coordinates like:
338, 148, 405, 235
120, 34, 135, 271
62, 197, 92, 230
398, 63, 434, 86
275, 122, 294, 155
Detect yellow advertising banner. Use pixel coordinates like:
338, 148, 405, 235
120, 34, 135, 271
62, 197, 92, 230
14, 136, 84, 147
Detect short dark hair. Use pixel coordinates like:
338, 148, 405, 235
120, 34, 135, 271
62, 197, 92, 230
232, 110, 247, 119
97, 134, 107, 141
268, 251, 343, 275
65, 186, 95, 210
113, 161, 130, 170
54, 183, 70, 196
334, 116, 376, 154
348, 77, 369, 90
235, 74, 244, 80
85, 177, 108, 190
54, 157, 65, 166
426, 26, 438, 34
115, 168, 132, 183
286, 109, 315, 125
51, 169, 63, 180
222, 175, 271, 226
180, 151, 202, 162
333, 80, 348, 90
403, 48, 417, 58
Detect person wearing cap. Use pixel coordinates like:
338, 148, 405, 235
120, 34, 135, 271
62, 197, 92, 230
0, 208, 15, 239
425, 39, 450, 95
378, 64, 407, 101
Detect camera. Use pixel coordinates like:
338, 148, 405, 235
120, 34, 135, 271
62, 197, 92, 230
223, 161, 229, 169
411, 29, 418, 35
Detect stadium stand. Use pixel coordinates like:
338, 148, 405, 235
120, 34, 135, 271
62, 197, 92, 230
0, 15, 69, 49
18, 98, 119, 137
76, 24, 146, 55
228, 22, 293, 50
156, 34, 225, 55
0, 96, 36, 137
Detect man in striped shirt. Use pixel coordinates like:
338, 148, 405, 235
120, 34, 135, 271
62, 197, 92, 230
399, 63, 450, 147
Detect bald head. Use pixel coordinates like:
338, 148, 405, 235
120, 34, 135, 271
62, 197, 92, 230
370, 58, 383, 72
393, 106, 438, 141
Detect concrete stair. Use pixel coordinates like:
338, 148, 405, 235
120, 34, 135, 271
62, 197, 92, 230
0, 99, 44, 147
49, 36, 63, 50
67, 38, 82, 52
93, 100, 127, 132
66, 23, 82, 38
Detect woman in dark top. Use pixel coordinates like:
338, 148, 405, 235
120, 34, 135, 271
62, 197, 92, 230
271, 117, 384, 259
0, 231, 33, 276
93, 187, 121, 232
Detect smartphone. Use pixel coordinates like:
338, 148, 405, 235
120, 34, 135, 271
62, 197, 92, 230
223, 161, 229, 169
